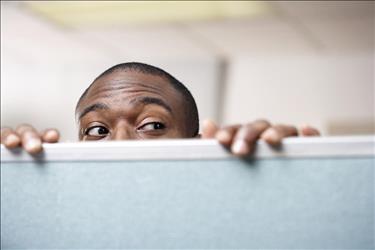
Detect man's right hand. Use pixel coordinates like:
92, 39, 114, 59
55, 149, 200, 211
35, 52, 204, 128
1, 124, 60, 154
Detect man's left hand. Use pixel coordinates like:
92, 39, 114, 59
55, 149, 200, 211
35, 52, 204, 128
201, 119, 320, 156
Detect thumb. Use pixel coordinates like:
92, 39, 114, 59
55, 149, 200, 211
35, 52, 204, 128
201, 119, 219, 139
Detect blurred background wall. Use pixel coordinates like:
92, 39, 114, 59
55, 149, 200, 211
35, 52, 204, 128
1, 1, 374, 141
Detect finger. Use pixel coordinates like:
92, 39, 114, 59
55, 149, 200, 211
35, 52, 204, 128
215, 125, 241, 146
231, 120, 271, 156
300, 124, 320, 136
261, 124, 298, 146
201, 119, 219, 139
1, 127, 21, 148
15, 124, 43, 154
41, 128, 60, 143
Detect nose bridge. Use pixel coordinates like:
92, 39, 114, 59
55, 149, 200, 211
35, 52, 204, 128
111, 122, 134, 140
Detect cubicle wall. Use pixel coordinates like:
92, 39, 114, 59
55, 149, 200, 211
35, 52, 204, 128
1, 136, 374, 249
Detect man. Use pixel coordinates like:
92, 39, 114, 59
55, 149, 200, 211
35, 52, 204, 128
0, 62, 319, 155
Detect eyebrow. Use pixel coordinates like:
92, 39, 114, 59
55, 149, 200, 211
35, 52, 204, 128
78, 97, 173, 120
78, 103, 109, 119
130, 96, 173, 114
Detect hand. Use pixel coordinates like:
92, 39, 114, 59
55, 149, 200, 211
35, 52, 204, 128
1, 124, 60, 154
201, 119, 320, 156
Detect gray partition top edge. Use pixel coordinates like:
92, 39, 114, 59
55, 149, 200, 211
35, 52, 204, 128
1, 135, 374, 162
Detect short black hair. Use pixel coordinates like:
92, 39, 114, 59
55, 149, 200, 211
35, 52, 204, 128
76, 62, 199, 137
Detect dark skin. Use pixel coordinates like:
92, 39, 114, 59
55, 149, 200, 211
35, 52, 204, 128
1, 70, 320, 155
77, 71, 190, 141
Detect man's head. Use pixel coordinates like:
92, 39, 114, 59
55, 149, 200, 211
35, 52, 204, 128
75, 62, 199, 141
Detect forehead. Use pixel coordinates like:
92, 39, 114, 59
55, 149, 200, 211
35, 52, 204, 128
78, 70, 180, 109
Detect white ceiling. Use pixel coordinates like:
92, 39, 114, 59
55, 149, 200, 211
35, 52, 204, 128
274, 1, 374, 20
22, 1, 272, 27
1, 1, 373, 60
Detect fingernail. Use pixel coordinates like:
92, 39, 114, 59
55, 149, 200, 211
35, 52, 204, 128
300, 123, 309, 129
202, 119, 213, 127
24, 138, 42, 153
262, 129, 281, 144
5, 134, 20, 147
44, 130, 59, 141
216, 130, 231, 142
263, 129, 277, 139
46, 130, 57, 137
232, 140, 248, 155
201, 119, 217, 139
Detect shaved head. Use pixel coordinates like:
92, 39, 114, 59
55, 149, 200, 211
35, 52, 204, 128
75, 62, 200, 140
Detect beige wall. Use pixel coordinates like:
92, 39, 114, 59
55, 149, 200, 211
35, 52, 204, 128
223, 52, 374, 135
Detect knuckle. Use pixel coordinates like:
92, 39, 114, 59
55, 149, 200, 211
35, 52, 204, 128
15, 123, 31, 129
238, 124, 252, 134
43, 129, 60, 142
16, 124, 37, 135
254, 119, 271, 127
273, 124, 292, 132
1, 127, 13, 136
223, 124, 241, 133
1, 126, 12, 132
21, 130, 40, 140
235, 125, 257, 142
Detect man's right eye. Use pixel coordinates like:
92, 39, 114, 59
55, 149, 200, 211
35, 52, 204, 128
85, 126, 109, 137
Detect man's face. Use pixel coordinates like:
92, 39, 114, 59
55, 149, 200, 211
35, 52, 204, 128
76, 70, 189, 141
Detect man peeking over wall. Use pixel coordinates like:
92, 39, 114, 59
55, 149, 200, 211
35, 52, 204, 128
0, 62, 320, 156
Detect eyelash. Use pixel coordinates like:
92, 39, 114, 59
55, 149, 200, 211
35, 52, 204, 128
137, 122, 166, 131
84, 126, 109, 137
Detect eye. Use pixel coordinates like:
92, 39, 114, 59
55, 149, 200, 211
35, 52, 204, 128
85, 126, 109, 137
138, 122, 166, 131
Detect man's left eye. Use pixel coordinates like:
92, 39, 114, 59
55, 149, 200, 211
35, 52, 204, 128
138, 122, 166, 131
